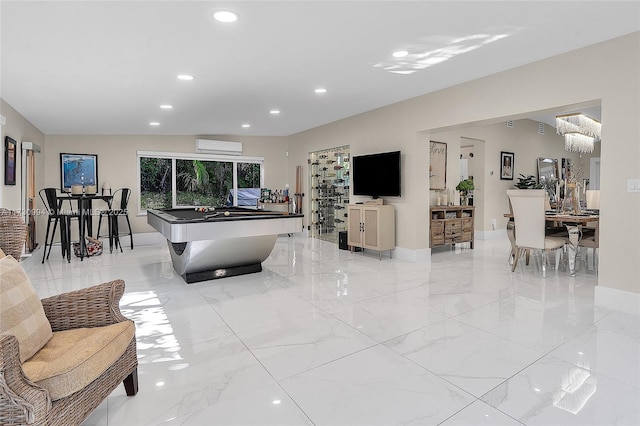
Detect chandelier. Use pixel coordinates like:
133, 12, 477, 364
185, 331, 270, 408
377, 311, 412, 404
556, 113, 601, 154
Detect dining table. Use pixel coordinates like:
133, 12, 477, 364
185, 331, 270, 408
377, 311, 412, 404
504, 210, 599, 277
57, 192, 113, 260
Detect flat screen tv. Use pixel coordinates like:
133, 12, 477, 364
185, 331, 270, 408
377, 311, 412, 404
352, 151, 401, 198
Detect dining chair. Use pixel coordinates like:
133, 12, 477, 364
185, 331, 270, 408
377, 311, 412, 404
506, 189, 566, 277
97, 188, 133, 252
582, 189, 600, 239
585, 190, 600, 209
579, 220, 599, 271
39, 188, 81, 263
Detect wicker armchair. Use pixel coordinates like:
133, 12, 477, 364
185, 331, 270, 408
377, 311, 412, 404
0, 208, 26, 260
0, 279, 138, 425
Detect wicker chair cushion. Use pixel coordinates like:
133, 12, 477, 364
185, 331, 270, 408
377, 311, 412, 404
22, 320, 135, 401
0, 255, 53, 362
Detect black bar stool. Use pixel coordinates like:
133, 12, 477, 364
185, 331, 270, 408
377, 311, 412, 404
39, 188, 81, 263
97, 188, 133, 252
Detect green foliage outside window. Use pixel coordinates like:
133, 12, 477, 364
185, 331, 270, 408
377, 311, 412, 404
140, 157, 172, 210
139, 156, 263, 211
176, 159, 233, 206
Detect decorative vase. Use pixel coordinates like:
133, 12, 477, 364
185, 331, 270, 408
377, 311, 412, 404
563, 183, 581, 213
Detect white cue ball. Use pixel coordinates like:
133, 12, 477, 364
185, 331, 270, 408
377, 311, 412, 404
224, 211, 230, 216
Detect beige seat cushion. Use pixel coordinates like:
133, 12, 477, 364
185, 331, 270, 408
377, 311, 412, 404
0, 255, 53, 362
22, 321, 135, 401
544, 236, 566, 250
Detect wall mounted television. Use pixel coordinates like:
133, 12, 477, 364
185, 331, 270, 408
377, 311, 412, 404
352, 150, 401, 199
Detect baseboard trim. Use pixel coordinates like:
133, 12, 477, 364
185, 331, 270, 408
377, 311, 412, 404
132, 232, 166, 246
393, 246, 431, 262
595, 286, 640, 315
476, 229, 507, 240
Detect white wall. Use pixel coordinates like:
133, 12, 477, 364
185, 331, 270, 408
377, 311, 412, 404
0, 99, 45, 211
288, 33, 640, 295
431, 119, 599, 233
41, 134, 289, 243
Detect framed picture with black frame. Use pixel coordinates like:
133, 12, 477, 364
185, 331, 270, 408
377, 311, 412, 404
4, 136, 17, 185
500, 151, 514, 180
60, 153, 98, 192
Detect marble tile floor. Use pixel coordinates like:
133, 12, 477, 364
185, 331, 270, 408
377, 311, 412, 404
20, 235, 639, 425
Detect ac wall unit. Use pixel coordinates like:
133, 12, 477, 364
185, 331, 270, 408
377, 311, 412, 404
195, 139, 242, 155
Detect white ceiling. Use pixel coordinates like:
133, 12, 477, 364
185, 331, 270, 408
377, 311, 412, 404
1, 1, 638, 136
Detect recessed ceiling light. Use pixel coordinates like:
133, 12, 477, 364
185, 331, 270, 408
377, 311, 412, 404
177, 74, 194, 81
270, 109, 280, 115
393, 50, 409, 58
242, 123, 251, 128
314, 88, 327, 94
149, 122, 160, 126
213, 10, 239, 23
160, 104, 173, 109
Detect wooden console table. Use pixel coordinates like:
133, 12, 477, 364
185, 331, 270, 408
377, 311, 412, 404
430, 206, 475, 249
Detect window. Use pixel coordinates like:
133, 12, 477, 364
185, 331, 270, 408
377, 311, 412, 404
140, 157, 172, 210
138, 151, 263, 213
176, 159, 233, 207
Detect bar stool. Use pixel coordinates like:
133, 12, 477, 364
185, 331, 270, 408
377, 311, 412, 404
97, 188, 133, 252
39, 188, 81, 263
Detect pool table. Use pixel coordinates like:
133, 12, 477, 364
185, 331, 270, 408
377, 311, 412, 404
147, 207, 303, 283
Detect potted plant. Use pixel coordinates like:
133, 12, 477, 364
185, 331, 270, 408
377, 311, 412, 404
456, 179, 475, 205
513, 174, 540, 189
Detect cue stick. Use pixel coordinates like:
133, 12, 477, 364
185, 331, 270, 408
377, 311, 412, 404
202, 210, 287, 220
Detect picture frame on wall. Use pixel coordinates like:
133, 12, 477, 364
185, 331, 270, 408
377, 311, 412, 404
4, 136, 17, 185
60, 153, 98, 192
500, 151, 514, 180
429, 141, 447, 190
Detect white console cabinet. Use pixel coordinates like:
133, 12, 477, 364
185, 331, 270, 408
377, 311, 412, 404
347, 204, 395, 258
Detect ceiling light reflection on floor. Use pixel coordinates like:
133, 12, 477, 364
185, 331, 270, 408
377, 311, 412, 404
121, 291, 183, 364
553, 367, 597, 415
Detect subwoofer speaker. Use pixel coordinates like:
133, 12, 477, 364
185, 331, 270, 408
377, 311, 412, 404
338, 231, 348, 250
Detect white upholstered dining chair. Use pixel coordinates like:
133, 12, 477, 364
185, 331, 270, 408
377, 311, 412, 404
579, 220, 599, 271
506, 189, 566, 277
583, 189, 600, 240
585, 190, 600, 209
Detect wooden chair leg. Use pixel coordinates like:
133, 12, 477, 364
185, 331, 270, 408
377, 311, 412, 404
123, 368, 139, 396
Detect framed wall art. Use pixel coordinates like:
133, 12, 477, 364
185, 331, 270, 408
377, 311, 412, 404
429, 141, 447, 190
500, 151, 514, 180
4, 136, 17, 185
60, 153, 98, 192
